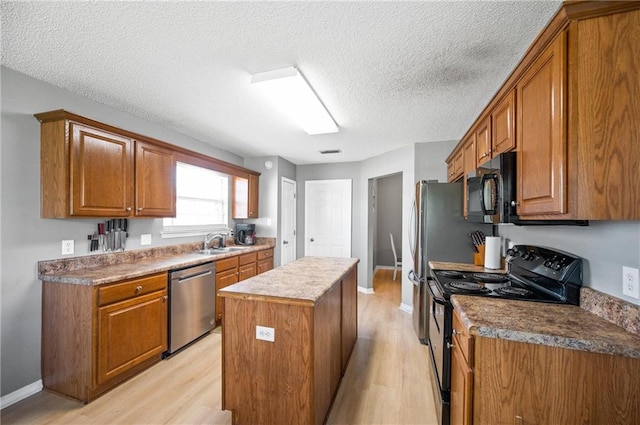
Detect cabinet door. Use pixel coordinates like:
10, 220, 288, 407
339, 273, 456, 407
134, 141, 176, 217
451, 337, 473, 425
232, 174, 260, 219
97, 290, 167, 385
70, 123, 133, 217
475, 117, 492, 166
462, 135, 476, 217
491, 90, 516, 156
215, 269, 238, 323
238, 263, 256, 281
257, 258, 274, 274
516, 33, 567, 216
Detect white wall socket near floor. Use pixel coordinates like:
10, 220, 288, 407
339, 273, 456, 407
622, 266, 640, 299
256, 325, 275, 342
61, 239, 74, 255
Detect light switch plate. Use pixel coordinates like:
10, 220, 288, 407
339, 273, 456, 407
141, 234, 152, 245
256, 325, 275, 342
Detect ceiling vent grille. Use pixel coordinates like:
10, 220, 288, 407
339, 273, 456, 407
319, 149, 342, 155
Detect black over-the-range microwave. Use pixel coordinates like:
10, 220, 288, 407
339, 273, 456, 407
466, 152, 588, 226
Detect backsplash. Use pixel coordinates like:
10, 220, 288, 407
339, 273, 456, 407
38, 238, 275, 275
581, 287, 640, 336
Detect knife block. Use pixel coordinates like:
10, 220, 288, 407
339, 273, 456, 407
473, 245, 485, 266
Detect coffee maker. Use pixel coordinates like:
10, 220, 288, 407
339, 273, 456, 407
235, 223, 256, 245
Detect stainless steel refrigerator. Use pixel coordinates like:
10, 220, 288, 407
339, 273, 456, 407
409, 181, 492, 343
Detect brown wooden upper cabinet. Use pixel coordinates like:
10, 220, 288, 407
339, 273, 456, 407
446, 148, 464, 182
232, 173, 259, 219
36, 111, 175, 218
516, 33, 566, 217
445, 3, 640, 221
462, 134, 477, 217
474, 116, 492, 166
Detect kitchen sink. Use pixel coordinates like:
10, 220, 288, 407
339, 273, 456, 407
197, 247, 249, 255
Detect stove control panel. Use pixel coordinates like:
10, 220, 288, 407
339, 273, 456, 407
507, 245, 583, 285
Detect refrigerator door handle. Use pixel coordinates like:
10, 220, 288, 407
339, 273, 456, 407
409, 196, 416, 258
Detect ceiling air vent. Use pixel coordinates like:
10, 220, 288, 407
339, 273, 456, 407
319, 149, 342, 155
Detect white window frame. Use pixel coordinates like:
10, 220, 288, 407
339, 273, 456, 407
161, 162, 231, 239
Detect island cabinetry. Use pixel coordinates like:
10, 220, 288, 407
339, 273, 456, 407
232, 173, 260, 219
41, 272, 168, 402
221, 259, 358, 425
256, 248, 274, 274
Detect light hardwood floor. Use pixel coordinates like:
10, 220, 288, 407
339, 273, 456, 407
2, 268, 438, 425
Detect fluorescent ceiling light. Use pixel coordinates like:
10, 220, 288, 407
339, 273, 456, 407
251, 67, 338, 135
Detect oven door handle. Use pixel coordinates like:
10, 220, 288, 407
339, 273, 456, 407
427, 279, 447, 305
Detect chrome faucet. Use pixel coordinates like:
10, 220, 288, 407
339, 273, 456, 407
204, 233, 226, 250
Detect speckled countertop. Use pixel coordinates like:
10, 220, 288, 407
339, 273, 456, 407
38, 241, 275, 286
219, 256, 359, 305
429, 261, 507, 274
451, 295, 640, 359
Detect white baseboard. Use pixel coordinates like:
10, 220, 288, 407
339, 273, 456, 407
358, 285, 374, 295
399, 303, 413, 314
0, 380, 42, 410
374, 265, 394, 271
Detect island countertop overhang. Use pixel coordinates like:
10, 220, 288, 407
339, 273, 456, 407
218, 256, 360, 305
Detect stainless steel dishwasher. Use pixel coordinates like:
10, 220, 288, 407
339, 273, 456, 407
167, 262, 216, 356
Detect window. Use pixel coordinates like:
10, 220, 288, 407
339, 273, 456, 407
162, 162, 229, 237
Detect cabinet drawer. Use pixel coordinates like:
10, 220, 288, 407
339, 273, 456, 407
257, 249, 273, 260
238, 252, 257, 266
238, 263, 256, 281
216, 256, 239, 272
98, 273, 167, 306
453, 309, 473, 364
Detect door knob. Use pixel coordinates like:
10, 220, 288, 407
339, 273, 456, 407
310, 238, 314, 242
283, 240, 289, 245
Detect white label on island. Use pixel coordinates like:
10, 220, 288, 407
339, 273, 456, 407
256, 325, 275, 342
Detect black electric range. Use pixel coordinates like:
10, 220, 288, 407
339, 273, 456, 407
426, 245, 583, 425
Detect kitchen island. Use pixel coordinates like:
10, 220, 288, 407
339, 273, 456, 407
219, 256, 359, 425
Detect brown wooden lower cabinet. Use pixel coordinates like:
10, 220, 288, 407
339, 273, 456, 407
215, 248, 275, 325
451, 309, 640, 425
42, 273, 168, 402
222, 264, 358, 425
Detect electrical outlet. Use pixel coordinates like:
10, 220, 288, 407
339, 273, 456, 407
141, 234, 152, 246
622, 266, 640, 299
256, 325, 275, 342
61, 240, 74, 255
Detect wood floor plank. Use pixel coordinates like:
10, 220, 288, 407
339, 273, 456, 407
2, 268, 438, 425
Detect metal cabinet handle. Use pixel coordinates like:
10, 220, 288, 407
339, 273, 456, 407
135, 285, 143, 293
137, 207, 143, 211
126, 207, 132, 211
163, 295, 168, 301
452, 329, 457, 335
511, 201, 520, 207
446, 342, 455, 349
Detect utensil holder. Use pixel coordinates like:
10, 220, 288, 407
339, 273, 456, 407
474, 245, 485, 266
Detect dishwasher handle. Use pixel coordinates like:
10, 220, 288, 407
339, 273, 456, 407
177, 270, 213, 283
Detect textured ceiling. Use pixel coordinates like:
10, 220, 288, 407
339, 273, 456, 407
1, 1, 561, 165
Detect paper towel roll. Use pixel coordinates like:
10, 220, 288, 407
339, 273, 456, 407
484, 236, 501, 269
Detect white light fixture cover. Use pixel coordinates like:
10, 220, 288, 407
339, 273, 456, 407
251, 67, 338, 135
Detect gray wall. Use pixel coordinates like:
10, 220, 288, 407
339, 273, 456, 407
375, 173, 402, 267
499, 221, 640, 306
241, 156, 296, 267
0, 67, 247, 397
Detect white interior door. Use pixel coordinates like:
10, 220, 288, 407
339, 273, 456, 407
281, 177, 297, 265
305, 179, 352, 258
